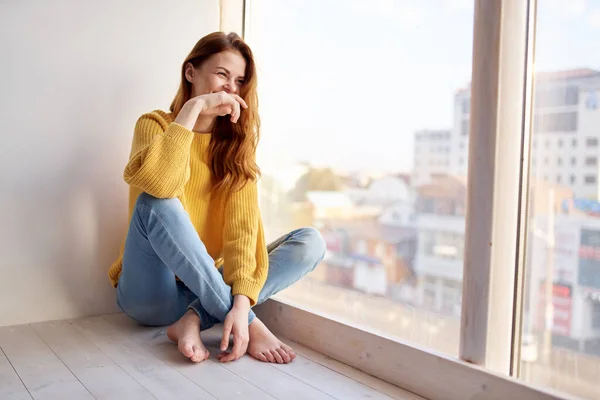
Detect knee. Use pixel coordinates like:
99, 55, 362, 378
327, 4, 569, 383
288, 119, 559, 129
296, 227, 327, 271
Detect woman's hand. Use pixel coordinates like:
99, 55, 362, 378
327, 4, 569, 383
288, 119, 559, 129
198, 91, 248, 123
217, 295, 251, 363
173, 92, 248, 130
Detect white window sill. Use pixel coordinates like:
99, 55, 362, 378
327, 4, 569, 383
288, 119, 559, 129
256, 297, 580, 400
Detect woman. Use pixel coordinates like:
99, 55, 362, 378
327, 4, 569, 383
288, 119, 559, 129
109, 32, 326, 364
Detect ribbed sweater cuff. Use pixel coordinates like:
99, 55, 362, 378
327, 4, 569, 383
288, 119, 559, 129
165, 123, 195, 145
232, 280, 262, 306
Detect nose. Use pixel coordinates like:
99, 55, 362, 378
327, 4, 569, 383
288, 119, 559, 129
223, 79, 238, 94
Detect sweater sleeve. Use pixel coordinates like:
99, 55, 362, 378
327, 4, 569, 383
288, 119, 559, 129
123, 112, 195, 198
222, 180, 269, 305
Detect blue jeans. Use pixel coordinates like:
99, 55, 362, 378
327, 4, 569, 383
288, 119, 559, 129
116, 192, 326, 330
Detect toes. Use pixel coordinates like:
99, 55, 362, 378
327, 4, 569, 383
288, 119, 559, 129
281, 344, 296, 360
281, 343, 294, 353
256, 352, 268, 362
276, 348, 291, 363
191, 345, 209, 363
179, 343, 194, 358
265, 351, 276, 363
271, 350, 284, 364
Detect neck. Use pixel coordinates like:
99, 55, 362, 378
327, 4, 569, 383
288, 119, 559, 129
193, 114, 216, 134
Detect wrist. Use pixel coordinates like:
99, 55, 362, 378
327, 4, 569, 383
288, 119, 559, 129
190, 96, 207, 113
233, 294, 251, 310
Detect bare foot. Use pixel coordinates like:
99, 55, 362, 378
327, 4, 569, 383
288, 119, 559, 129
248, 318, 296, 364
166, 310, 209, 363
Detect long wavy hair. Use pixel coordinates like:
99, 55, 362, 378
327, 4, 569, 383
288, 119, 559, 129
170, 32, 260, 196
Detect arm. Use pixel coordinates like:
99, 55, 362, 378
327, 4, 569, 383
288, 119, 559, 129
124, 94, 249, 198
123, 112, 195, 198
222, 180, 268, 306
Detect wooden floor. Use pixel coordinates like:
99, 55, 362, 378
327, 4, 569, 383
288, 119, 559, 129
0, 313, 424, 400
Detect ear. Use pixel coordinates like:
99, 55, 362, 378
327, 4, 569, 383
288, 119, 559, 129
184, 62, 195, 83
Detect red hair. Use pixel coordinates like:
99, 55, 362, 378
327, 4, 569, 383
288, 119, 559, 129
170, 32, 260, 195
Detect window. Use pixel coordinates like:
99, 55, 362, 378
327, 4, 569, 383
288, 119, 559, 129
422, 230, 464, 261
441, 280, 462, 315
534, 112, 578, 132
545, 139, 550, 148
593, 303, 600, 329
578, 230, 600, 289
586, 91, 598, 110
535, 85, 579, 108
461, 98, 470, 114
557, 157, 562, 166
250, 0, 472, 358
558, 139, 563, 147
423, 277, 437, 310
522, 5, 600, 399
544, 157, 549, 165
461, 119, 469, 136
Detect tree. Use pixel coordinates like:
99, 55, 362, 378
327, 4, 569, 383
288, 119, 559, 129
288, 167, 344, 202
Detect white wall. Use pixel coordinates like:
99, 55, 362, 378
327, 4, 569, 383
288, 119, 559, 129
0, 0, 219, 326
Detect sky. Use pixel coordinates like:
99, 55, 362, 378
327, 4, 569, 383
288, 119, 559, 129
247, 0, 600, 176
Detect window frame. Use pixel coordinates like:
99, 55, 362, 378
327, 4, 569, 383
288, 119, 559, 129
225, 0, 578, 399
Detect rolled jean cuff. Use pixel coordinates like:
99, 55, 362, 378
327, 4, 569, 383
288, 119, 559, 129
187, 300, 216, 331
248, 309, 256, 325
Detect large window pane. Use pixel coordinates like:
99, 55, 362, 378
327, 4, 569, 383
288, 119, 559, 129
521, 2, 600, 399
247, 0, 473, 356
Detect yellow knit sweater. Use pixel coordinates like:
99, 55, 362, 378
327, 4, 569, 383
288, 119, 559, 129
108, 110, 268, 305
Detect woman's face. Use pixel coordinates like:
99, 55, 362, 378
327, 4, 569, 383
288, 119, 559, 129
186, 50, 247, 97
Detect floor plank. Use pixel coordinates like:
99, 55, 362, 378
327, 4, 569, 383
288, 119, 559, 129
0, 324, 93, 400
106, 314, 332, 400
70, 316, 215, 400
268, 353, 396, 400
200, 328, 336, 400
278, 338, 425, 400
105, 313, 276, 400
109, 312, 415, 400
31, 319, 153, 399
0, 348, 32, 400
201, 326, 400, 400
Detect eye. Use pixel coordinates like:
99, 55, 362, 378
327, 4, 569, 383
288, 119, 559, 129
237, 80, 245, 86
217, 71, 227, 77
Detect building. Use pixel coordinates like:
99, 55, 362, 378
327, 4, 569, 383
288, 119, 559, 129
452, 86, 470, 177
453, 69, 600, 199
410, 174, 575, 319
345, 174, 416, 227
412, 129, 453, 186
527, 213, 600, 356
346, 175, 412, 206
410, 174, 467, 316
320, 221, 417, 296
